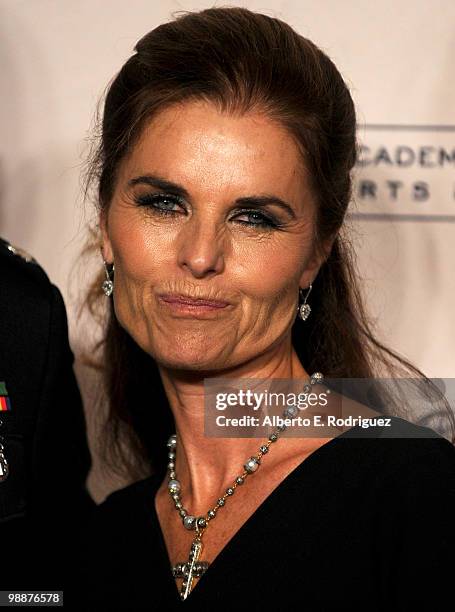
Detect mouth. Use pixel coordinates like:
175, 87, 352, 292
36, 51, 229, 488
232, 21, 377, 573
158, 293, 231, 309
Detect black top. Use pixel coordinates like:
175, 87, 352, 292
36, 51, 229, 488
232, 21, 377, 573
68, 416, 455, 611
0, 237, 95, 590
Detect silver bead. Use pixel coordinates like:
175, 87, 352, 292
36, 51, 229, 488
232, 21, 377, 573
168, 451, 176, 460
259, 445, 269, 454
284, 406, 298, 417
236, 476, 245, 484
208, 509, 216, 518
303, 384, 311, 393
310, 372, 324, 385
277, 424, 286, 432
168, 462, 175, 470
244, 457, 259, 473
168, 479, 181, 494
179, 509, 187, 518
269, 433, 278, 442
197, 517, 206, 528
169, 471, 176, 479
218, 498, 225, 506
226, 487, 234, 495
183, 515, 196, 530
175, 502, 183, 509
167, 434, 177, 448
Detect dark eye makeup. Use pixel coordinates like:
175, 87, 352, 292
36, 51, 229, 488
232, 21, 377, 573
134, 193, 282, 230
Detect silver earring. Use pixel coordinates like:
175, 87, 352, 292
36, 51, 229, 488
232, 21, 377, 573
102, 260, 114, 297
297, 284, 312, 321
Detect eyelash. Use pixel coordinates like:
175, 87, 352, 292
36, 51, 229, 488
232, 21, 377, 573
135, 193, 279, 229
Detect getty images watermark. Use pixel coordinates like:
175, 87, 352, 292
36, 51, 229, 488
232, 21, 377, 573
203, 377, 455, 439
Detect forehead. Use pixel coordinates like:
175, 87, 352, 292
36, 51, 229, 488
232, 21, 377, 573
119, 100, 308, 200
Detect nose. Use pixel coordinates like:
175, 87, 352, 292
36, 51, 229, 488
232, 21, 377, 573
176, 217, 225, 279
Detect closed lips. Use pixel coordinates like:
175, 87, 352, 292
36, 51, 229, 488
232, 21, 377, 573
159, 294, 229, 307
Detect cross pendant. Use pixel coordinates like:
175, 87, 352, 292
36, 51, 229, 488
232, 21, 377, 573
172, 536, 209, 601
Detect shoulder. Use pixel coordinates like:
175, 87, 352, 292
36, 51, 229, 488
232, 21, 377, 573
0, 237, 38, 264
337, 415, 455, 493
95, 474, 160, 517
0, 237, 70, 324
382, 416, 455, 484
0, 237, 63, 314
0, 237, 50, 287
321, 415, 455, 485
75, 476, 159, 553
337, 413, 452, 446
0, 237, 69, 338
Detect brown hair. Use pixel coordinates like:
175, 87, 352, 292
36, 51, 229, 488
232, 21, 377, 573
80, 6, 455, 482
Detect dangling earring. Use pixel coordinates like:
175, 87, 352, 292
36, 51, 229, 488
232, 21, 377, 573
100, 248, 114, 297
297, 284, 312, 321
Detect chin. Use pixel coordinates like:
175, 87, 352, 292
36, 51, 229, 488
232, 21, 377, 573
156, 357, 227, 378
154, 345, 223, 371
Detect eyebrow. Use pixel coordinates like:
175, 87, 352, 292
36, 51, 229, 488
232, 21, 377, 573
127, 173, 297, 219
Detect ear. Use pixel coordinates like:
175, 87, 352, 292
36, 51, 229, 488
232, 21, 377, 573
99, 209, 114, 263
298, 233, 337, 289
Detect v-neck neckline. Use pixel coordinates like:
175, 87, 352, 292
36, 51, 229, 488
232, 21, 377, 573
144, 430, 351, 604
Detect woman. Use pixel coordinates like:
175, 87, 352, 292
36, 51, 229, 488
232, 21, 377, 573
71, 7, 455, 610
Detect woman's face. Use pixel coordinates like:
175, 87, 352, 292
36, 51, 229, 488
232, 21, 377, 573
101, 100, 324, 372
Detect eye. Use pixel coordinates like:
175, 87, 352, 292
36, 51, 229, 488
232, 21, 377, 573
135, 193, 185, 215
232, 210, 278, 229
134, 193, 280, 230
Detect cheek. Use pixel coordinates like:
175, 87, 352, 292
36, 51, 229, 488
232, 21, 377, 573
109, 213, 168, 282
233, 237, 306, 303
107, 214, 164, 339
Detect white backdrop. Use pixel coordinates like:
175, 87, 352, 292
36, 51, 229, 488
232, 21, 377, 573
1, 0, 454, 499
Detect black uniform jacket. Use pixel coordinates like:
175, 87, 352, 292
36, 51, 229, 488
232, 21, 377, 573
0, 237, 95, 591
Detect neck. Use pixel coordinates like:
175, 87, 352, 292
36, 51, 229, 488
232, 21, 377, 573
157, 338, 315, 513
